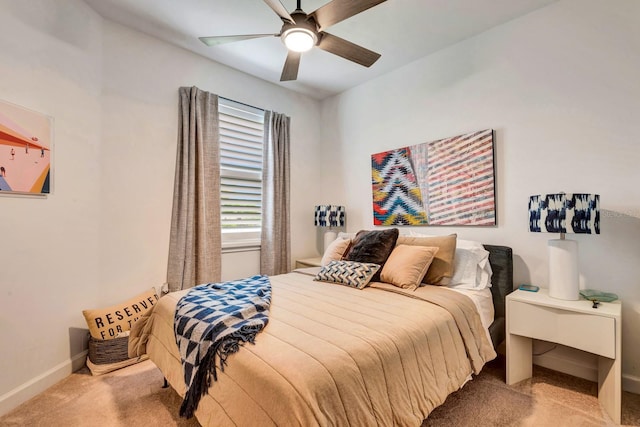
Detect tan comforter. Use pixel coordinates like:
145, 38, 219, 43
130, 270, 496, 426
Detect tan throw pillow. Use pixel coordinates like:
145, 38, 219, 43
83, 289, 159, 340
396, 234, 457, 285
380, 245, 440, 290
321, 237, 352, 266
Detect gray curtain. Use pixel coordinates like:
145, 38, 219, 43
260, 111, 291, 275
167, 86, 221, 291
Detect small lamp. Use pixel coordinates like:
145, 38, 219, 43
528, 193, 600, 300
314, 205, 345, 252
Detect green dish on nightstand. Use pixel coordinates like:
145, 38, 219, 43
579, 289, 619, 302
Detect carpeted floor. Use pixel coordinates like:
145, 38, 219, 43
2, 356, 639, 426
424, 356, 640, 426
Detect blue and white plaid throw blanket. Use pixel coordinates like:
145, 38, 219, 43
174, 275, 271, 418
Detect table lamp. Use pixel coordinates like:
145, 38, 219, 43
528, 193, 600, 300
314, 205, 345, 252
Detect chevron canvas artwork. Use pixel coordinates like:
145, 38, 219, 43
372, 129, 496, 226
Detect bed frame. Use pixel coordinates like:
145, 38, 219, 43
483, 245, 514, 349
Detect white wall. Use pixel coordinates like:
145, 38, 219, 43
0, 0, 103, 414
99, 19, 322, 300
320, 0, 640, 390
0, 0, 322, 415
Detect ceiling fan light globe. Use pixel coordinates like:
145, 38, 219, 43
282, 28, 316, 52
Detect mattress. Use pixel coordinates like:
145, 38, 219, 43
130, 270, 496, 426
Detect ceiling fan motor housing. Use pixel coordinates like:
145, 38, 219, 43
280, 11, 319, 49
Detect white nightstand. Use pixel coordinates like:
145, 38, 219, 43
295, 257, 322, 268
506, 288, 621, 424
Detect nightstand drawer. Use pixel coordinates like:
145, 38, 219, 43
509, 300, 615, 358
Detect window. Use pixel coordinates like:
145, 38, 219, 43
219, 98, 264, 249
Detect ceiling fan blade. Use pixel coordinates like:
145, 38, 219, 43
280, 51, 301, 81
263, 0, 295, 24
317, 32, 381, 67
199, 34, 277, 47
310, 0, 386, 30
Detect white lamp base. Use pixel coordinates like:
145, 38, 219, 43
323, 230, 337, 253
548, 238, 579, 300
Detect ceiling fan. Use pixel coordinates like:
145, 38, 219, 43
199, 0, 387, 81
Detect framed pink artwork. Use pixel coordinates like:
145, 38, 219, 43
0, 100, 53, 195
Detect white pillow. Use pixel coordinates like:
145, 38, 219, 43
456, 239, 493, 288
407, 231, 434, 238
448, 247, 492, 290
455, 238, 484, 249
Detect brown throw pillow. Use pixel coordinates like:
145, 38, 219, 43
396, 234, 457, 285
344, 228, 399, 281
380, 244, 440, 290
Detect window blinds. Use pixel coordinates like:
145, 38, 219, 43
219, 98, 264, 231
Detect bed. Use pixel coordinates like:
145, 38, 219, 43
130, 243, 513, 426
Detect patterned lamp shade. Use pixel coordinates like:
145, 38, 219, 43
529, 193, 599, 301
529, 193, 600, 234
314, 205, 345, 227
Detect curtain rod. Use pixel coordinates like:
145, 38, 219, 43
219, 96, 265, 112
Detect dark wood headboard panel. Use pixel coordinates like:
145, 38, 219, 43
483, 244, 514, 348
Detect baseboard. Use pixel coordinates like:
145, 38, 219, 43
533, 343, 640, 394
71, 350, 88, 371
623, 374, 640, 395
533, 344, 598, 382
0, 351, 87, 417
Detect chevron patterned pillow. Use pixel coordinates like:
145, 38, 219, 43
314, 260, 381, 290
